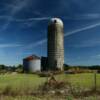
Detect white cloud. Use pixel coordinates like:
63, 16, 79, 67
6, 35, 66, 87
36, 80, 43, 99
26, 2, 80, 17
14, 17, 50, 22
0, 44, 22, 48
0, 0, 29, 31
81, 13, 100, 19
63, 13, 100, 20
26, 39, 47, 49
69, 40, 100, 48
64, 22, 100, 37
91, 54, 100, 59
33, 11, 44, 16
15, 39, 47, 56
29, 22, 100, 48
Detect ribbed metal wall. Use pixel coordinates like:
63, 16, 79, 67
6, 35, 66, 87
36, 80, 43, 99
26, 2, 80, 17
23, 59, 41, 72
47, 18, 64, 71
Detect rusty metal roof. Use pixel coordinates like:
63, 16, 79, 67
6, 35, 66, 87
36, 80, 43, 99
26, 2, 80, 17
23, 55, 40, 61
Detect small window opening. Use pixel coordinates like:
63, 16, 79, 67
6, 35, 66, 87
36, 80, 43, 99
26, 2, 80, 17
54, 20, 57, 23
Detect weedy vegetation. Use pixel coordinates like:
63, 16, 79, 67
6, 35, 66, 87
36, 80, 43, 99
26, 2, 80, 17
0, 73, 99, 100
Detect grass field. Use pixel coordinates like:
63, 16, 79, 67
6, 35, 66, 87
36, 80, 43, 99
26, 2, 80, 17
56, 73, 100, 89
0, 74, 46, 95
0, 73, 99, 100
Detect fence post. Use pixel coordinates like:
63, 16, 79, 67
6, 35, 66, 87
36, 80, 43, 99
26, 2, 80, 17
94, 70, 97, 91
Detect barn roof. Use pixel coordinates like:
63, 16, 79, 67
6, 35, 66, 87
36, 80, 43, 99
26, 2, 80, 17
23, 55, 40, 61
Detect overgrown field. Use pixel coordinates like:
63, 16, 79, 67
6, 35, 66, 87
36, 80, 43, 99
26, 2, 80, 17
0, 73, 99, 100
56, 73, 100, 89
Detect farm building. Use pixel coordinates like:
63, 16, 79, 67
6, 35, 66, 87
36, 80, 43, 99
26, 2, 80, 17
23, 18, 64, 72
23, 55, 41, 72
23, 55, 48, 72
41, 57, 48, 71
47, 18, 64, 71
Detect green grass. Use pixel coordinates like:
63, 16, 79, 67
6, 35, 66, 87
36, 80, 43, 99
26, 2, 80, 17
55, 73, 100, 89
0, 73, 99, 100
61, 73, 100, 89
0, 74, 46, 95
0, 95, 99, 100
1, 73, 100, 90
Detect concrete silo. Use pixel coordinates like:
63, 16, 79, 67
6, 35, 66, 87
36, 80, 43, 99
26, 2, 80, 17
47, 18, 64, 71
23, 55, 41, 72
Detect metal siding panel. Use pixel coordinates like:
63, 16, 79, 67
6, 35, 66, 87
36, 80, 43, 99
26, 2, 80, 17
29, 60, 41, 72
23, 59, 41, 72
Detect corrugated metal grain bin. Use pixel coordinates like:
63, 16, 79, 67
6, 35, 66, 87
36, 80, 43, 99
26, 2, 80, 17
23, 55, 41, 72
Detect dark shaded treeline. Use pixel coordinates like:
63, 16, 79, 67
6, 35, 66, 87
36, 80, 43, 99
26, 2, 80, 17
64, 64, 100, 70
0, 64, 23, 73
0, 64, 99, 73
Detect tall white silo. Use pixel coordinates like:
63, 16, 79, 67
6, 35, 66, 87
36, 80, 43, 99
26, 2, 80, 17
47, 18, 64, 71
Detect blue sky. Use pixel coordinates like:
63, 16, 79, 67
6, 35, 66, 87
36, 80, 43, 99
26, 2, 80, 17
0, 0, 100, 66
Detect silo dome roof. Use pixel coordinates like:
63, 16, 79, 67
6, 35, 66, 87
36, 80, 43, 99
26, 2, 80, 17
49, 18, 63, 26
